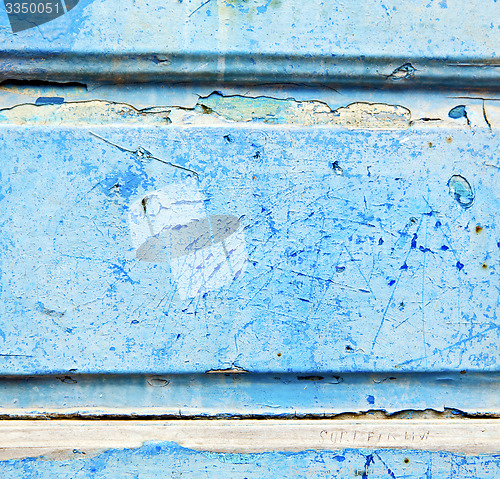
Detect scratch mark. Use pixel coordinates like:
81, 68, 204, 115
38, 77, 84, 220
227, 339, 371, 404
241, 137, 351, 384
372, 217, 423, 348
421, 212, 429, 368
344, 245, 376, 299
206, 366, 248, 374
397, 324, 500, 367
188, 0, 212, 17
0, 353, 32, 357
374, 452, 398, 479
90, 132, 199, 179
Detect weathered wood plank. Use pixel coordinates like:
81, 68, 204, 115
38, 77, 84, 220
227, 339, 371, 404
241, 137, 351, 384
0, 419, 497, 457
0, 420, 498, 477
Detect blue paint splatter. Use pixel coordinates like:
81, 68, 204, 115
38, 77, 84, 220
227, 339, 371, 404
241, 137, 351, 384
411, 233, 417, 249
366, 395, 375, 405
35, 97, 64, 105
448, 105, 470, 125
362, 454, 374, 479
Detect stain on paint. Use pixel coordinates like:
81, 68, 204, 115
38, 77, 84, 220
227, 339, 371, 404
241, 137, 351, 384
129, 180, 247, 299
56, 376, 77, 384
36, 302, 65, 318
447, 175, 474, 208
0, 79, 87, 96
297, 376, 325, 381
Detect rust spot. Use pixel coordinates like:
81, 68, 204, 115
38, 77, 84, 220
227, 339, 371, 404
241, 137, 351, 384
460, 370, 466, 374
252, 175, 257, 179
475, 225, 483, 234
404, 458, 410, 464
277, 352, 282, 357
482, 263, 488, 270
428, 142, 434, 148
446, 136, 453, 143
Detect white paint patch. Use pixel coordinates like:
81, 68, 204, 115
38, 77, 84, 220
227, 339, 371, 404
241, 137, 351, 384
128, 180, 247, 299
0, 100, 171, 125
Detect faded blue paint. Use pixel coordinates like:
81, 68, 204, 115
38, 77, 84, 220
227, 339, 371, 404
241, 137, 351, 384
0, 1, 497, 476
0, 0, 498, 57
0, 442, 498, 478
0, 125, 498, 374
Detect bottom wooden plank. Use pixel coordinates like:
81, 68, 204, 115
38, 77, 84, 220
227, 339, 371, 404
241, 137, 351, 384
0, 420, 498, 478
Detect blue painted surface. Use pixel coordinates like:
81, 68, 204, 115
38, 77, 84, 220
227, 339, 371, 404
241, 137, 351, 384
0, 442, 498, 478
0, 125, 498, 374
1, 0, 498, 57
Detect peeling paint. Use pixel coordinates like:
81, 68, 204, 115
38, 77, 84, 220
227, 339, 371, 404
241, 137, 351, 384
331, 102, 411, 129
206, 367, 249, 374
195, 93, 411, 129
0, 100, 171, 125
386, 62, 417, 81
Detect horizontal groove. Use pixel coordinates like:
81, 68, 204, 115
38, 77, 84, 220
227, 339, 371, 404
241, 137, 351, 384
1, 52, 499, 89
0, 372, 497, 418
0, 408, 498, 421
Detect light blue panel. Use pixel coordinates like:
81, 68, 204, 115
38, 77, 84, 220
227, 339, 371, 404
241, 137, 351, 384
0, 442, 498, 478
1, 0, 498, 57
0, 125, 498, 374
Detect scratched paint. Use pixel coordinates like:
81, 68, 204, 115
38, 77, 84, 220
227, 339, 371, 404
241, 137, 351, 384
128, 180, 247, 299
0, 441, 498, 478
0, 125, 498, 374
